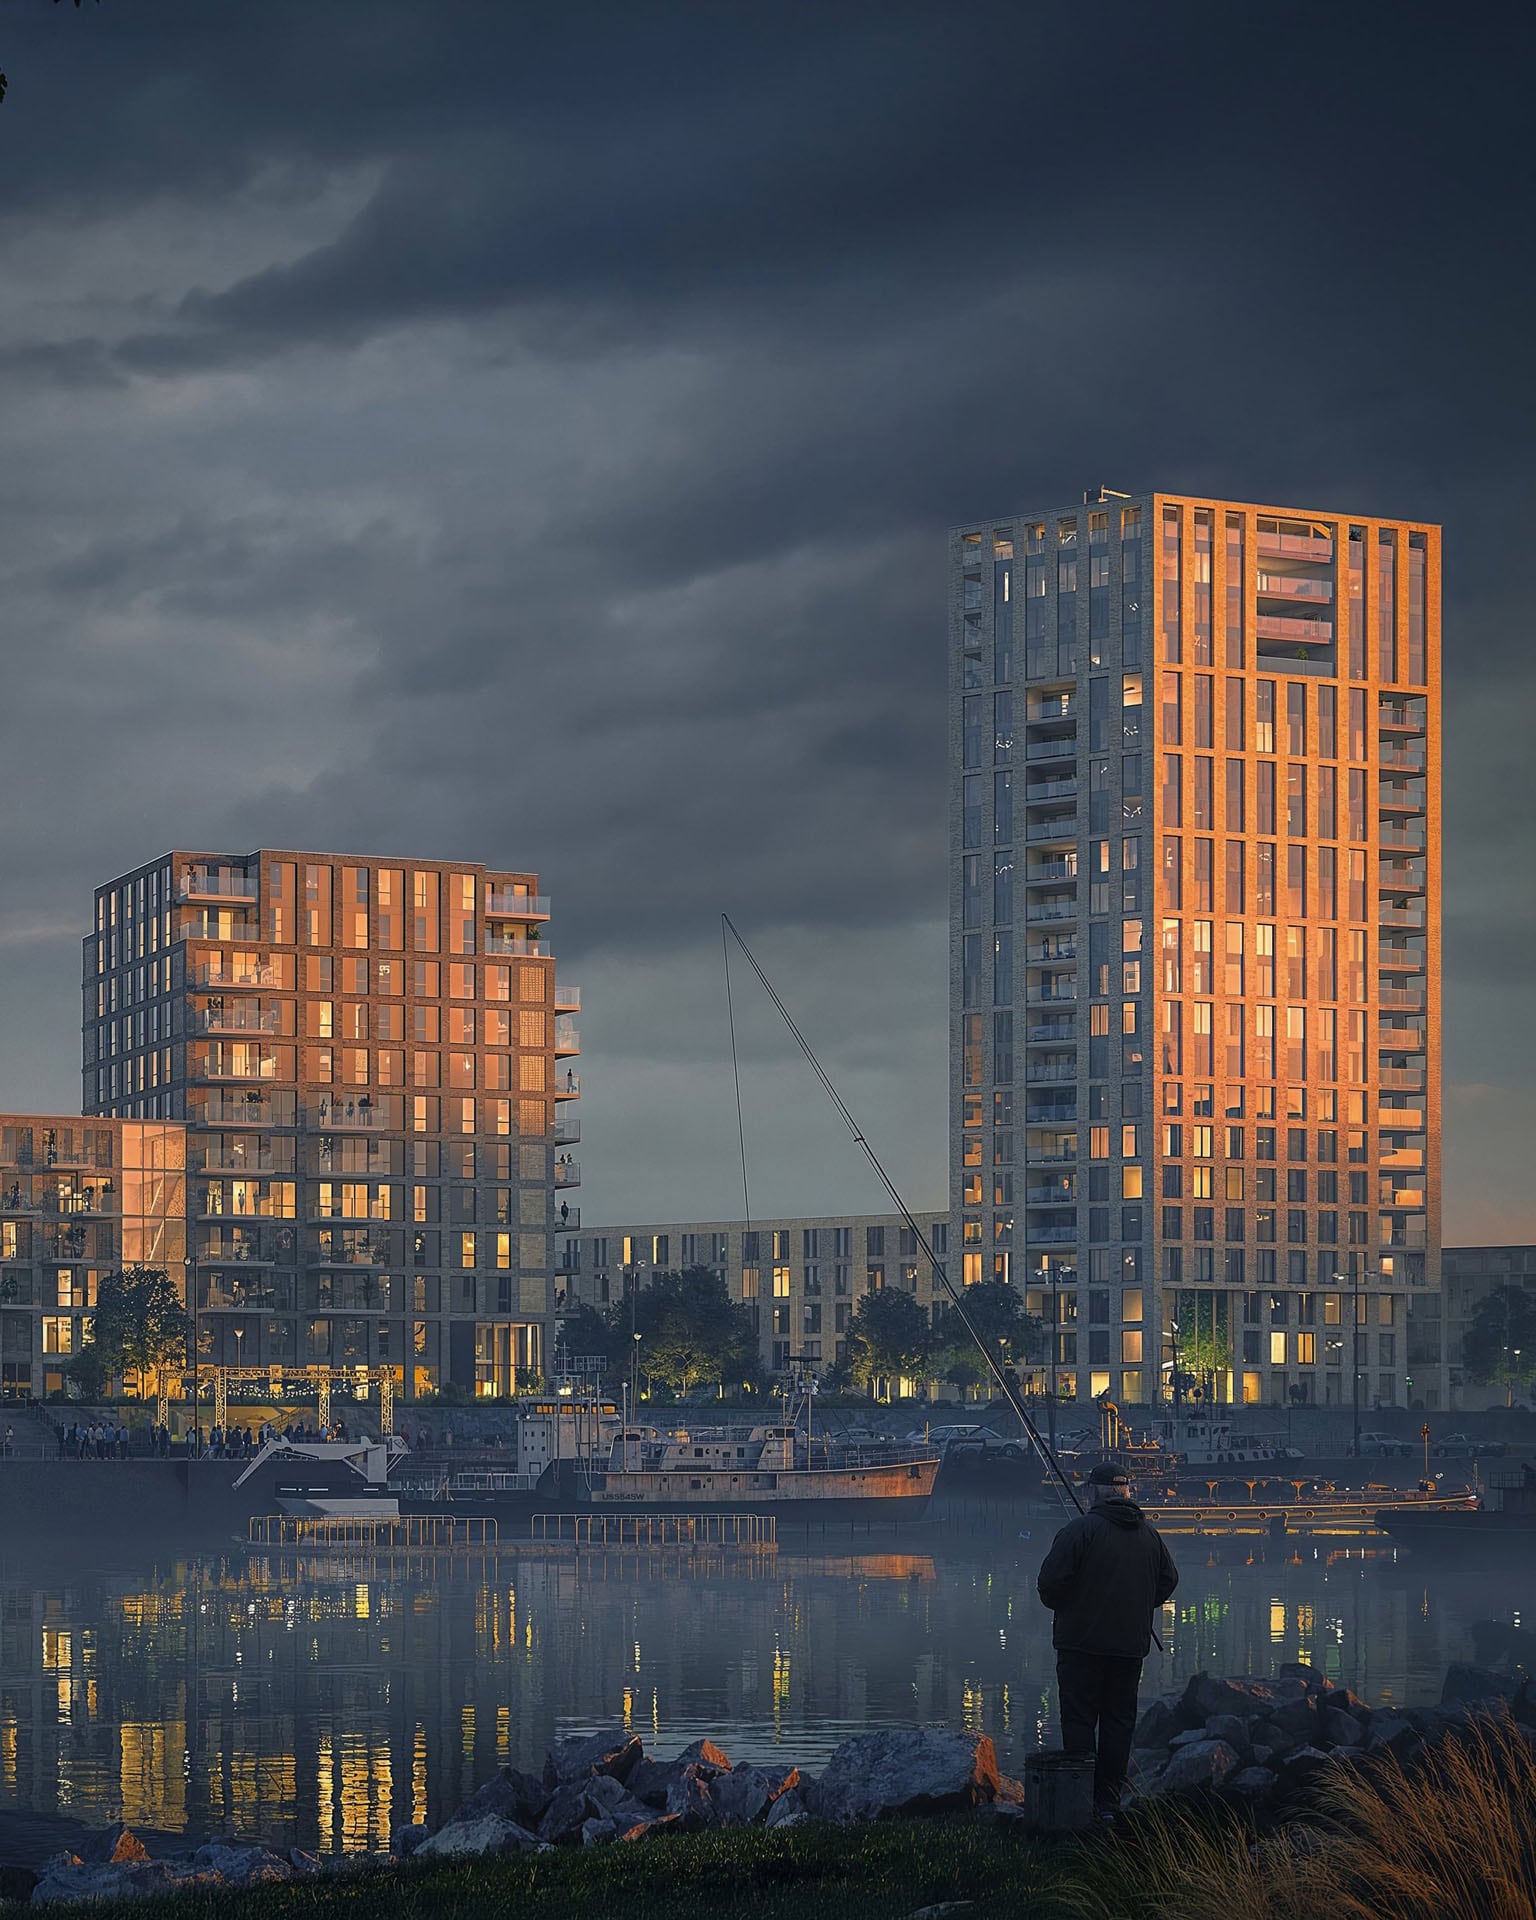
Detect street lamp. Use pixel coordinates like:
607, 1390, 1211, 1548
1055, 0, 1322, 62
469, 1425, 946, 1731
1169, 1318, 1183, 1422
632, 1331, 642, 1415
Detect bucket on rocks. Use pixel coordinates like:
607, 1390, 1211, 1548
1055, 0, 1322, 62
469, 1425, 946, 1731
1022, 1752, 1096, 1831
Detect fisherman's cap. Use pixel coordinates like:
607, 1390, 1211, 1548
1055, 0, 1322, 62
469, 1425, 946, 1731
1087, 1463, 1130, 1488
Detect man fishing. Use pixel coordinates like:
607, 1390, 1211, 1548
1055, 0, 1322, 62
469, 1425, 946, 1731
1037, 1462, 1179, 1815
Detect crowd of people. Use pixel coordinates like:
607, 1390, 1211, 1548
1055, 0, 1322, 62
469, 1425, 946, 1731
45, 1417, 357, 1459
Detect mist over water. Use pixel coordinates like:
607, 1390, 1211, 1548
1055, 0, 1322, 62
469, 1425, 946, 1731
0, 1513, 1527, 1860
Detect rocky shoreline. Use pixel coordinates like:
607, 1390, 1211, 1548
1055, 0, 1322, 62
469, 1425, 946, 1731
10, 1661, 1533, 1906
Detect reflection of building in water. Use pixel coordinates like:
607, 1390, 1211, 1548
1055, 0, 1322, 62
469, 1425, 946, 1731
0, 1544, 1503, 1850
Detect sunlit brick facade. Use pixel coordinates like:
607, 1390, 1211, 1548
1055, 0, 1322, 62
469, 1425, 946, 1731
83, 851, 580, 1399
950, 492, 1442, 1410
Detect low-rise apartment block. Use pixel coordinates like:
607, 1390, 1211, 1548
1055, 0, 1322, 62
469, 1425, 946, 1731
558, 1212, 949, 1376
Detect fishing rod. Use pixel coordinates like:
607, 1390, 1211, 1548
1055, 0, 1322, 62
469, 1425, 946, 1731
721, 913, 1165, 1652
721, 914, 1084, 1518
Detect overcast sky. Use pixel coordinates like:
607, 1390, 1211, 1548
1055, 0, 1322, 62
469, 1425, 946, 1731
0, 3, 1531, 1241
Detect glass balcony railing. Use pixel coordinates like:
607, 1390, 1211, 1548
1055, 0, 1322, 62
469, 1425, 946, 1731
191, 1007, 281, 1034
1025, 1224, 1077, 1246
1379, 1067, 1426, 1091
554, 1116, 580, 1146
1255, 526, 1333, 562
1379, 744, 1427, 772
484, 891, 549, 918
306, 1096, 385, 1129
554, 983, 580, 1012
554, 1159, 581, 1188
554, 1017, 580, 1054
1026, 1020, 1076, 1043
1027, 940, 1076, 962
178, 871, 258, 902
1378, 987, 1426, 1011
1026, 818, 1078, 843
190, 962, 278, 989
1026, 778, 1078, 803
1256, 571, 1334, 602
483, 932, 543, 957
555, 1071, 581, 1099
1025, 736, 1077, 762
1025, 1188, 1077, 1207
1027, 859, 1078, 882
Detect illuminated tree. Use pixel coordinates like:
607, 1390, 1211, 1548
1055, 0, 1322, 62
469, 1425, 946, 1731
75, 1265, 189, 1399
1463, 1287, 1536, 1402
843, 1287, 932, 1400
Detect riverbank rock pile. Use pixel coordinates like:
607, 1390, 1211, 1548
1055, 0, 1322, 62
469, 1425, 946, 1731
1127, 1659, 1536, 1804
20, 1728, 1012, 1901
391, 1726, 1017, 1857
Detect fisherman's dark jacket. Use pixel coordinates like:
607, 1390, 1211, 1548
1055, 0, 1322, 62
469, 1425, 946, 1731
1036, 1496, 1180, 1659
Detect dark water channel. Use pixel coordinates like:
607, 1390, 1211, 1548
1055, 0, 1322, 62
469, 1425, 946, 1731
0, 1506, 1529, 1861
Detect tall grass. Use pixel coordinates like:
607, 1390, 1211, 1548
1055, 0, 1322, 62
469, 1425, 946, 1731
1071, 1710, 1536, 1920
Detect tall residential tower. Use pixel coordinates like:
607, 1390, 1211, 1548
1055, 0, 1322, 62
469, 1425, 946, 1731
83, 851, 580, 1399
949, 492, 1440, 1410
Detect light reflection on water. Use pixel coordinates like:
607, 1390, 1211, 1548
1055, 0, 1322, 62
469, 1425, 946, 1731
0, 1523, 1528, 1858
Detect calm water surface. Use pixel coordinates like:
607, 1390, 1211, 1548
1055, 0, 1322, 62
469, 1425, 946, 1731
0, 1509, 1529, 1860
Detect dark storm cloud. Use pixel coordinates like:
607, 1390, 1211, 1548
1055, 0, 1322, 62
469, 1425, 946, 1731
0, 1, 1530, 1231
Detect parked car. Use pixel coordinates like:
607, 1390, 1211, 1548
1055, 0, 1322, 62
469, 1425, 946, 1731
1357, 1431, 1415, 1457
942, 1428, 1031, 1461
1430, 1433, 1507, 1459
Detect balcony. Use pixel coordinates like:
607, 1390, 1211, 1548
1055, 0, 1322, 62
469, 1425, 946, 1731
1026, 986, 1078, 1006
191, 1007, 282, 1035
1379, 785, 1426, 815
1379, 905, 1426, 930
1380, 1222, 1428, 1250
1026, 939, 1076, 963
555, 1158, 581, 1189
180, 912, 261, 942
554, 1116, 581, 1146
198, 1151, 279, 1174
1256, 572, 1333, 603
1380, 862, 1426, 893
1379, 744, 1427, 773
1026, 897, 1078, 923
1255, 611, 1335, 645
1027, 1020, 1075, 1043
555, 1202, 580, 1230
1025, 736, 1077, 763
1379, 1068, 1426, 1092
178, 871, 258, 903
1378, 987, 1426, 1011
484, 890, 550, 920
190, 962, 278, 990
1025, 1066, 1077, 1086
1026, 818, 1077, 843
1378, 826, 1426, 852
1025, 1150, 1078, 1165
554, 1016, 580, 1056
1379, 1026, 1426, 1053
484, 932, 544, 957
1027, 859, 1078, 883
1026, 777, 1078, 803
554, 983, 580, 1013
1379, 701, 1427, 733
306, 1097, 384, 1129
1026, 1104, 1077, 1126
200, 1242, 277, 1268
1380, 1148, 1426, 1171
196, 1093, 295, 1126
1025, 1225, 1077, 1247
1256, 526, 1333, 562
1379, 944, 1424, 970
1027, 693, 1076, 724
192, 1058, 279, 1082
555, 1071, 581, 1101
1025, 1187, 1077, 1207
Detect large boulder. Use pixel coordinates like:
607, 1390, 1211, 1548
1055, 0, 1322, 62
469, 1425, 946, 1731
1364, 1709, 1421, 1759
664, 1764, 722, 1830
188, 1844, 294, 1888
31, 1860, 182, 1905
390, 1826, 429, 1860
1180, 1675, 1275, 1723
416, 1814, 546, 1859
1203, 1713, 1250, 1751
1226, 1766, 1278, 1798
541, 1774, 650, 1845
807, 1730, 1000, 1823
545, 1731, 643, 1788
1133, 1699, 1181, 1746
765, 1788, 809, 1828
76, 1826, 150, 1868
678, 1738, 732, 1770
452, 1766, 549, 1829
1160, 1738, 1240, 1793
1321, 1706, 1365, 1750
711, 1766, 775, 1826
